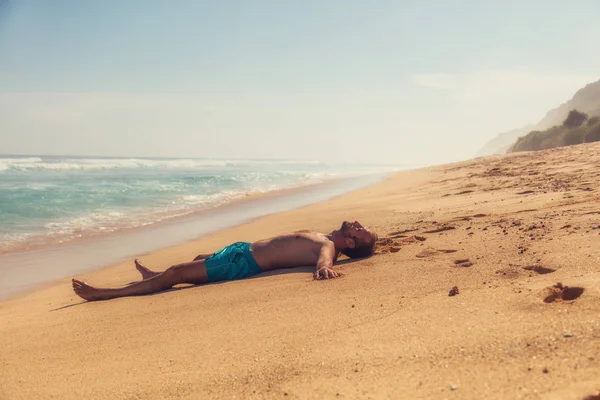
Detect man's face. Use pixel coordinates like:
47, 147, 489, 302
340, 220, 374, 246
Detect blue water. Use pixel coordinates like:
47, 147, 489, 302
0, 155, 398, 252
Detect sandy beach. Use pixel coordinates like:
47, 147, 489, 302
1, 143, 599, 399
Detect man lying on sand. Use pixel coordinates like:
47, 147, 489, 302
72, 221, 378, 301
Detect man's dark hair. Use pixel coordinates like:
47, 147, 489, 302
341, 232, 379, 259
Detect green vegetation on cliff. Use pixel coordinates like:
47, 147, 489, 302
510, 110, 600, 152
478, 79, 600, 155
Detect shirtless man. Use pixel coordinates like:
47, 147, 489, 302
72, 221, 378, 301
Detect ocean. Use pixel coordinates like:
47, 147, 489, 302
0, 155, 397, 254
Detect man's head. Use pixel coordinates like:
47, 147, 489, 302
335, 220, 378, 259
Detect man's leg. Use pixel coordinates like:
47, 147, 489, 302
72, 259, 210, 301
135, 255, 212, 280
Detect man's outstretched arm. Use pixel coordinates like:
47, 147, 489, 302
314, 242, 339, 280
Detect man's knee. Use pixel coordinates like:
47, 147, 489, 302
162, 262, 206, 285
162, 265, 183, 283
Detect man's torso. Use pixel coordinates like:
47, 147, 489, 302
249, 231, 331, 271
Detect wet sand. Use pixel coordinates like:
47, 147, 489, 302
1, 143, 599, 399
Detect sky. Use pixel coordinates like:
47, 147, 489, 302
0, 0, 599, 165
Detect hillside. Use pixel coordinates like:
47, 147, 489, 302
477, 79, 600, 155
536, 80, 600, 130
510, 111, 600, 152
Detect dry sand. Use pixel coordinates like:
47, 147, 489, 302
1, 143, 599, 400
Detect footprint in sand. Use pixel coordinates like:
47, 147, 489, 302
416, 247, 457, 258
453, 259, 474, 267
541, 283, 584, 303
423, 225, 456, 234
389, 228, 419, 237
583, 211, 600, 216
522, 265, 555, 275
401, 235, 427, 243
376, 238, 402, 254
378, 234, 429, 254
495, 267, 522, 279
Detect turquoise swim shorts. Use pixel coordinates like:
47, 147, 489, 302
205, 242, 262, 282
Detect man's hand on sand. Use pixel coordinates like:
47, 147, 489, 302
314, 267, 339, 280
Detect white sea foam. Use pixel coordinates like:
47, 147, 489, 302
0, 156, 324, 172
13, 190, 248, 245
0, 157, 43, 172
180, 194, 219, 204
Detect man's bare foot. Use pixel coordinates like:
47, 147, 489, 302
135, 259, 159, 280
72, 279, 108, 301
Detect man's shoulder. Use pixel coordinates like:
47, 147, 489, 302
299, 230, 326, 235
291, 230, 329, 242
294, 229, 320, 234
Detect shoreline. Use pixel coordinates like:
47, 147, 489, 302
0, 172, 387, 300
